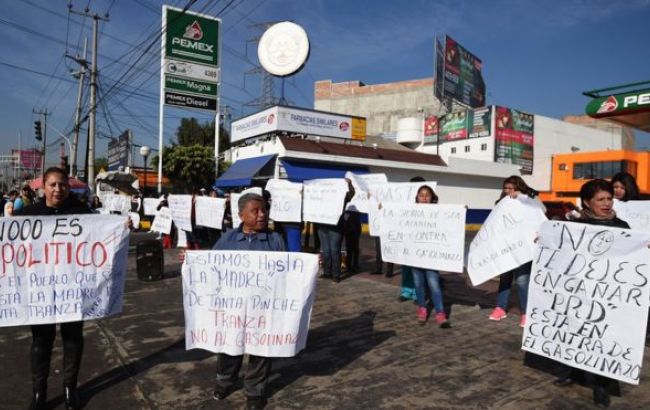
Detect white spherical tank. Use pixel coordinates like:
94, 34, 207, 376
396, 117, 423, 145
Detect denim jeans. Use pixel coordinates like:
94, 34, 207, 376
496, 262, 532, 311
400, 265, 416, 299
411, 267, 444, 313
318, 225, 343, 279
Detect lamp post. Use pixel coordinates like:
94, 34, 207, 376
139, 145, 150, 196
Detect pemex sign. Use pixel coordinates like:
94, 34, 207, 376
586, 89, 650, 118
162, 6, 220, 112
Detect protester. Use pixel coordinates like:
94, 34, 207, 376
552, 179, 628, 408
372, 237, 394, 277
157, 194, 175, 248
211, 193, 286, 410
399, 176, 425, 301
13, 185, 35, 212
343, 209, 361, 273
317, 180, 355, 283
488, 176, 539, 327
90, 195, 103, 210
14, 167, 93, 410
611, 171, 641, 202
4, 189, 19, 216
410, 185, 450, 328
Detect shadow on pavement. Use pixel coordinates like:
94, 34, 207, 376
268, 310, 395, 397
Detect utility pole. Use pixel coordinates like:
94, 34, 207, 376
67, 38, 88, 178
69, 5, 109, 192
32, 108, 49, 176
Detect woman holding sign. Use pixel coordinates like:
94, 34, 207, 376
14, 168, 92, 410
411, 185, 450, 328
553, 179, 629, 408
489, 176, 539, 327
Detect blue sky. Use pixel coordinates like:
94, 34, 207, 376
1, 0, 650, 170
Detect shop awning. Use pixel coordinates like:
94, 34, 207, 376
213, 154, 276, 188
280, 159, 369, 182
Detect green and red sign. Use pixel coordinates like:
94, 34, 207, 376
439, 111, 468, 141
586, 89, 650, 118
494, 106, 534, 174
165, 7, 220, 66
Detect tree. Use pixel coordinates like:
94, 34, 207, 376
159, 145, 216, 192
175, 117, 230, 153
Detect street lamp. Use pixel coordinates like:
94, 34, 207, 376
139, 145, 150, 196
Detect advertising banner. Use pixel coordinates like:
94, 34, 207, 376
378, 204, 466, 273
439, 111, 468, 141
423, 115, 439, 145
469, 106, 492, 138
467, 196, 547, 286
0, 215, 130, 327
164, 58, 219, 83
522, 221, 650, 385
443, 35, 486, 108
182, 250, 319, 357
230, 106, 367, 143
494, 106, 535, 174
107, 131, 130, 171
11, 149, 42, 170
434, 38, 444, 101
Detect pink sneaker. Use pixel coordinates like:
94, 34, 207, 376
489, 307, 507, 321
519, 314, 526, 328
435, 312, 450, 328
417, 306, 427, 324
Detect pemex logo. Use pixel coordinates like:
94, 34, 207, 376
183, 21, 203, 41
597, 96, 618, 114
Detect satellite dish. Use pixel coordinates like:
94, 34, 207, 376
257, 21, 310, 77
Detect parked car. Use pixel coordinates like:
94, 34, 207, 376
543, 201, 579, 220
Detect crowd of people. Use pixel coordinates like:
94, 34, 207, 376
3, 167, 646, 409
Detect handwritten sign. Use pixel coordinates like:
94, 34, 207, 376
182, 250, 319, 357
101, 194, 131, 215
143, 198, 160, 216
265, 179, 303, 222
195, 197, 226, 229
302, 179, 349, 225
345, 172, 387, 213
467, 196, 548, 286
379, 203, 466, 272
614, 199, 650, 232
230, 193, 241, 230
367, 181, 438, 236
521, 221, 650, 385
0, 215, 130, 327
128, 212, 141, 230
150, 207, 172, 234
168, 195, 193, 232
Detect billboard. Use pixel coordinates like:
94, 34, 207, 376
107, 131, 131, 171
468, 106, 492, 138
494, 106, 534, 174
439, 111, 468, 141
423, 115, 439, 144
162, 6, 220, 112
230, 106, 367, 143
434, 38, 444, 101
439, 35, 486, 108
11, 149, 42, 170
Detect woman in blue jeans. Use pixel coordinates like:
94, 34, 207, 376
318, 180, 355, 283
488, 176, 538, 327
411, 185, 450, 328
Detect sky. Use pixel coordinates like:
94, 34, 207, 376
1, 0, 650, 173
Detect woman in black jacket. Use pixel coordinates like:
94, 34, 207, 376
553, 179, 629, 408
14, 167, 92, 410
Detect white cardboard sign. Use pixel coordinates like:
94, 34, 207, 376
302, 179, 349, 225
150, 207, 173, 235
614, 199, 650, 232
195, 197, 226, 230
265, 179, 303, 222
168, 195, 193, 232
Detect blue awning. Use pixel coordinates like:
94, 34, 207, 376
214, 154, 276, 188
281, 160, 369, 182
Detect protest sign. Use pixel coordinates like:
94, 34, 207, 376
522, 221, 650, 385
302, 179, 349, 225
143, 198, 160, 216
230, 193, 241, 229
102, 194, 131, 215
195, 197, 226, 229
182, 250, 319, 357
467, 196, 547, 286
242, 187, 263, 196
128, 212, 141, 230
176, 226, 187, 248
265, 179, 303, 222
150, 207, 172, 234
345, 172, 387, 213
379, 203, 466, 272
614, 199, 650, 232
168, 195, 193, 232
0, 215, 130, 327
367, 181, 438, 236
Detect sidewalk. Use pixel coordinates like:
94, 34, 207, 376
1, 239, 649, 409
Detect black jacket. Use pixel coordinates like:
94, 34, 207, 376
14, 196, 92, 216
577, 216, 630, 229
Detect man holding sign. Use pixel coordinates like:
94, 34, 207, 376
211, 193, 286, 410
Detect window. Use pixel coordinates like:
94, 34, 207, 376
572, 161, 635, 179
481, 144, 487, 151
464, 145, 470, 153
450, 147, 456, 154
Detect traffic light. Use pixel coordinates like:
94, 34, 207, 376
34, 120, 42, 141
